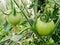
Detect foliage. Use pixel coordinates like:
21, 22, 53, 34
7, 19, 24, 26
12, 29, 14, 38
0, 0, 60, 45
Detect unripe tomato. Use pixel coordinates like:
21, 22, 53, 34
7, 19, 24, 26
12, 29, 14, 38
36, 18, 55, 36
6, 13, 22, 25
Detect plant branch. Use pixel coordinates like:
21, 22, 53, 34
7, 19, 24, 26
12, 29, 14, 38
34, 0, 38, 16
21, 0, 30, 17
19, 27, 30, 34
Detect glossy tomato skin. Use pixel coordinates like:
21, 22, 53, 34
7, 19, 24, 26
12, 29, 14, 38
36, 18, 55, 36
6, 14, 22, 25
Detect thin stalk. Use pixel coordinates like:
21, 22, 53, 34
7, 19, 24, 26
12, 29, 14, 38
21, 0, 30, 17
21, 10, 32, 26
14, 25, 16, 33
34, 0, 38, 16
10, 0, 14, 11
19, 27, 30, 34
14, 0, 32, 26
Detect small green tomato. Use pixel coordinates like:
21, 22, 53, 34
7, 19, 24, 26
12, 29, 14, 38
6, 14, 22, 25
36, 18, 55, 36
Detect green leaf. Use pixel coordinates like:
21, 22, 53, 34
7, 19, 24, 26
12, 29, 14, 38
4, 21, 12, 32
56, 29, 60, 36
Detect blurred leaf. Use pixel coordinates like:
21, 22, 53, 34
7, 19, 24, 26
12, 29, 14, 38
56, 29, 60, 36
52, 34, 60, 43
10, 35, 22, 42
53, 4, 59, 16
4, 21, 12, 32
30, 42, 35, 45
54, 0, 60, 5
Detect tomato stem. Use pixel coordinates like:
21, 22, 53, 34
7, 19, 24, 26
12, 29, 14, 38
14, 25, 16, 33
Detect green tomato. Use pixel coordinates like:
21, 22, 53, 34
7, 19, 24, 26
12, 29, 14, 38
6, 14, 22, 25
36, 18, 55, 36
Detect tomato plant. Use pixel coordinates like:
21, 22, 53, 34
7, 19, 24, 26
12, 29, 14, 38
0, 0, 60, 45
